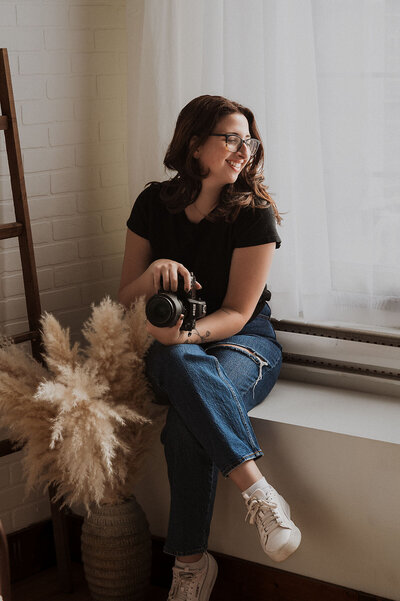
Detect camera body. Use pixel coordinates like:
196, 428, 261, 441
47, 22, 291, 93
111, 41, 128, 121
145, 273, 207, 331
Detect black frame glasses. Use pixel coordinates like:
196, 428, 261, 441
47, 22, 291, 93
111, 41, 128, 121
210, 133, 260, 157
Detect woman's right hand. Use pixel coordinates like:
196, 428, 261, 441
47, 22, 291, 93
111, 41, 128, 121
146, 259, 202, 293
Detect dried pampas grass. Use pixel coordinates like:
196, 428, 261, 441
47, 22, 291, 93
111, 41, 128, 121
0, 297, 163, 510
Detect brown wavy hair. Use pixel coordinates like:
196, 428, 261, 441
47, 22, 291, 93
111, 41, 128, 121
154, 94, 281, 224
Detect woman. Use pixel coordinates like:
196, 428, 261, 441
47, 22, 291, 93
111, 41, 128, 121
119, 95, 301, 601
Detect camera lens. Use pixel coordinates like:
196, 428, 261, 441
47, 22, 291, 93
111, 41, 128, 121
146, 293, 183, 327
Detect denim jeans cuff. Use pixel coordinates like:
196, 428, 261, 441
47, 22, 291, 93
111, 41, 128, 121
163, 543, 208, 557
222, 449, 264, 478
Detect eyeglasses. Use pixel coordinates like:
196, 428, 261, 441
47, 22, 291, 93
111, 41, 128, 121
210, 133, 260, 157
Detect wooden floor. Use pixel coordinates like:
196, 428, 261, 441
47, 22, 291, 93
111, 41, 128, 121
11, 563, 169, 601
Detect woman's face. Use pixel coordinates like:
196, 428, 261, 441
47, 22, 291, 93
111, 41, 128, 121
194, 112, 251, 189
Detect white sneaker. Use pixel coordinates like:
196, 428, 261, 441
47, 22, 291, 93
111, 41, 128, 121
243, 486, 301, 562
167, 552, 218, 601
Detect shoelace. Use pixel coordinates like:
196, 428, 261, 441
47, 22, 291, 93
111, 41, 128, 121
245, 495, 283, 535
168, 565, 203, 600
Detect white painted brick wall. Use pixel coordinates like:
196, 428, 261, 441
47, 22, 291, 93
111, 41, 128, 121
0, 450, 51, 535
0, 0, 129, 534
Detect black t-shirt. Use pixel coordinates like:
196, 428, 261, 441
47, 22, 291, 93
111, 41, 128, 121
126, 182, 281, 317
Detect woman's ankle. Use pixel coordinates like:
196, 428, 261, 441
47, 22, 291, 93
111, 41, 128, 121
228, 459, 264, 492
176, 553, 204, 563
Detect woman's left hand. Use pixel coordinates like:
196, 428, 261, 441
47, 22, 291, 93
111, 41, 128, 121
146, 314, 188, 346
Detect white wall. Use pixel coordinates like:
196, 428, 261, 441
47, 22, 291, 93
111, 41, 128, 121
0, 447, 51, 535
0, 0, 128, 534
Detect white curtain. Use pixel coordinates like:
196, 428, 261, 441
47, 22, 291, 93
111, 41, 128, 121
126, 0, 400, 331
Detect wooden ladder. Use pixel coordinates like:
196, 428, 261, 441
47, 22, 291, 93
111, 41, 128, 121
0, 48, 73, 594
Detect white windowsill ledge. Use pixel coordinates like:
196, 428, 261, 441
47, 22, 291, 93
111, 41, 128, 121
249, 377, 400, 445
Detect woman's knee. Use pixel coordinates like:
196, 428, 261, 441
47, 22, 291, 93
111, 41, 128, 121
205, 339, 282, 410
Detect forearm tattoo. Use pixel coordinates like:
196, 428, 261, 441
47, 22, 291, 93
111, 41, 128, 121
186, 328, 211, 344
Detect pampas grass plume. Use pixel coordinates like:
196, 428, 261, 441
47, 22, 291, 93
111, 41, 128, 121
0, 297, 163, 511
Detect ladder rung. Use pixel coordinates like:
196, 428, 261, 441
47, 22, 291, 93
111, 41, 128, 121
0, 221, 23, 239
0, 115, 8, 130
11, 330, 40, 345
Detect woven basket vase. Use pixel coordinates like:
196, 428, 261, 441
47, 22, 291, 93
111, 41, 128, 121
81, 497, 152, 601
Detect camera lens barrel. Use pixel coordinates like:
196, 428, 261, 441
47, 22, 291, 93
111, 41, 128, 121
145, 292, 184, 328
145, 272, 206, 331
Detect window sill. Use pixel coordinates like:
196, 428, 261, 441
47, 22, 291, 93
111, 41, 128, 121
249, 371, 400, 445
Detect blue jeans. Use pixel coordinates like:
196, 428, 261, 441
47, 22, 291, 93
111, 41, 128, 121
145, 304, 282, 556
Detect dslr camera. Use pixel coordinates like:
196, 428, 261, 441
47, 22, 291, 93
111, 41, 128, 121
145, 273, 206, 331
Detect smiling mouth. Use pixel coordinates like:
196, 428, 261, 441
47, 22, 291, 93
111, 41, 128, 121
226, 160, 243, 172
